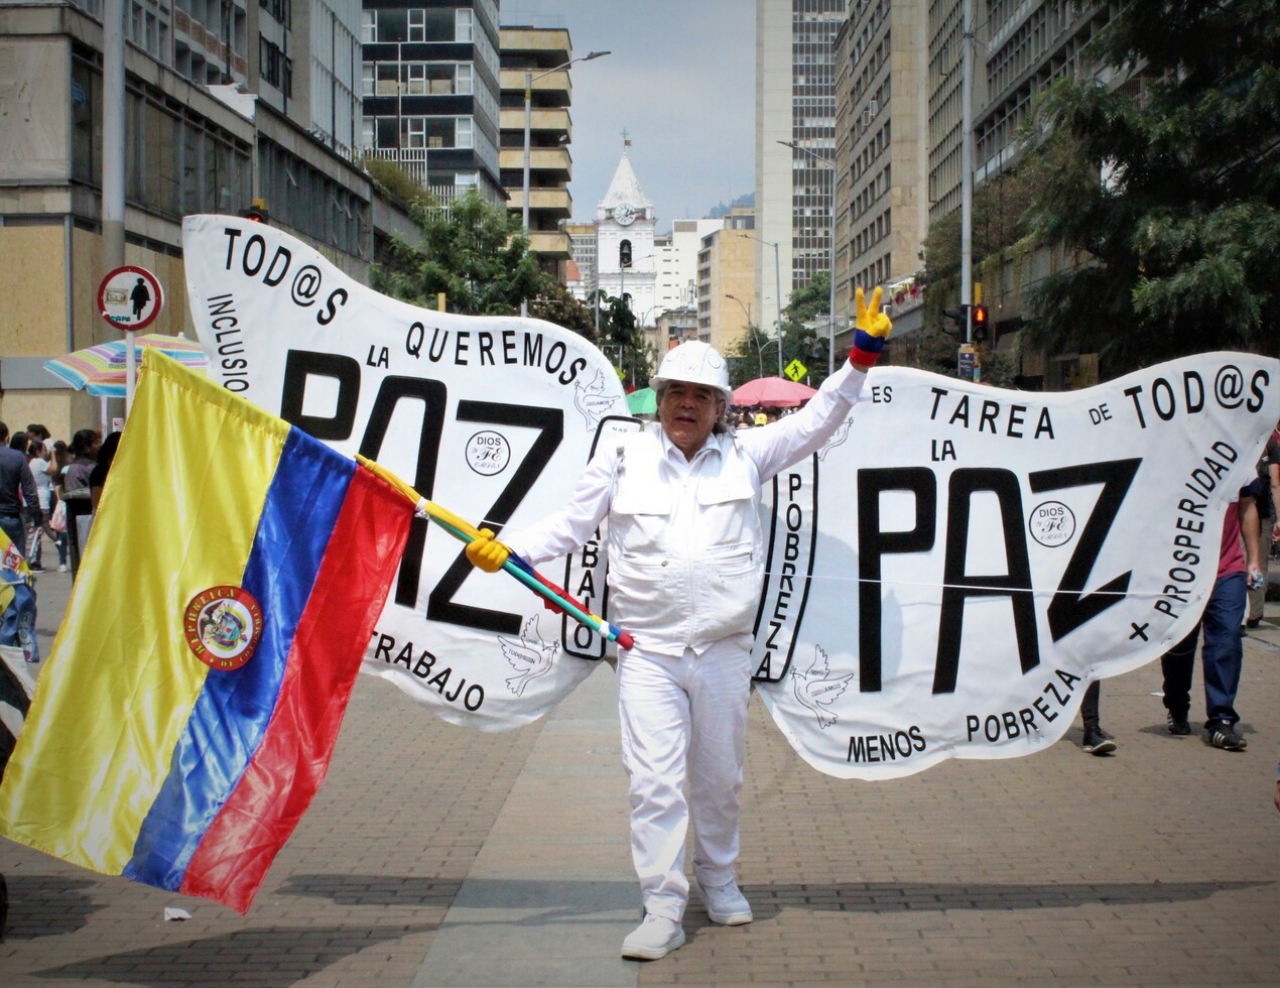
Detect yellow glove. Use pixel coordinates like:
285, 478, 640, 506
465, 528, 510, 573
849, 286, 893, 368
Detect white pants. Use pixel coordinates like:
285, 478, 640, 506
617, 637, 753, 922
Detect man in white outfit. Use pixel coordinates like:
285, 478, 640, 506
467, 287, 892, 960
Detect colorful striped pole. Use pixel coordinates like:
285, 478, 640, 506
358, 456, 635, 650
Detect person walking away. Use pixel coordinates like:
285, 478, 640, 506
88, 432, 122, 515
1246, 421, 1279, 627
465, 287, 894, 961
63, 430, 100, 571
24, 439, 56, 572
49, 441, 71, 572
1160, 486, 1261, 750
1078, 681, 1117, 756
0, 424, 40, 561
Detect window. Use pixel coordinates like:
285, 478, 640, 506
259, 0, 289, 28
456, 8, 474, 42
425, 9, 454, 40
404, 117, 426, 148
455, 117, 473, 148
376, 63, 398, 95
377, 9, 408, 43
260, 38, 292, 96
456, 63, 473, 95
361, 118, 374, 149
361, 62, 374, 96
408, 9, 425, 42
360, 10, 375, 43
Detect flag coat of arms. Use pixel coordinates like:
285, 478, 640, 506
0, 350, 413, 912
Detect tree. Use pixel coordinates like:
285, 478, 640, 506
1018, 0, 1280, 375
724, 323, 778, 387
918, 167, 1036, 337
374, 191, 595, 339
589, 290, 656, 390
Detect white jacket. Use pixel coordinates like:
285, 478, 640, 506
505, 362, 868, 656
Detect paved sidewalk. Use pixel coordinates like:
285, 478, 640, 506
2, 569, 1278, 986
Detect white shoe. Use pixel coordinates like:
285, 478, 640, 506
621, 915, 685, 960
58, 564, 67, 573
696, 879, 753, 925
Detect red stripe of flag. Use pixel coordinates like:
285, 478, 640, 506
179, 466, 411, 912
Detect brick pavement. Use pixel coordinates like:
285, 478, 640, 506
1, 568, 1278, 986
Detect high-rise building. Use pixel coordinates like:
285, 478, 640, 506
661, 219, 725, 315
833, 0, 929, 343
359, 0, 504, 202
0, 0, 409, 436
756, 0, 846, 336
498, 24, 574, 277
564, 220, 598, 302
697, 227, 758, 363
252, 0, 363, 157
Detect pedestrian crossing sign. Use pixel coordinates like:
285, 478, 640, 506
784, 358, 807, 382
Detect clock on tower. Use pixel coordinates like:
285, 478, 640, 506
614, 202, 637, 226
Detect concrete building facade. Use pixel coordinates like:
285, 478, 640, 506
498, 24, 574, 276
756, 0, 846, 339
697, 227, 759, 366
359, 0, 503, 202
833, 0, 929, 347
0, 0, 406, 437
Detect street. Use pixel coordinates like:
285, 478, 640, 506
2, 567, 1278, 987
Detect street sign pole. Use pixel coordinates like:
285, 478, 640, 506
97, 264, 163, 417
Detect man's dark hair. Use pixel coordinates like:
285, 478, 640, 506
70, 429, 98, 457
0, 422, 8, 444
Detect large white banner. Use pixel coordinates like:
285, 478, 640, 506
751, 355, 1277, 777
184, 216, 1279, 776
184, 215, 633, 729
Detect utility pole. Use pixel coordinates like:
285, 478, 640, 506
960, 0, 974, 346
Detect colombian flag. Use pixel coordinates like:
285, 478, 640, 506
0, 350, 413, 912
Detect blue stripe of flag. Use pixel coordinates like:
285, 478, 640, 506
124, 428, 355, 890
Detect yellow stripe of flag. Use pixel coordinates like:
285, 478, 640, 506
0, 351, 288, 874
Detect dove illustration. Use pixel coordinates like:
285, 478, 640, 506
818, 415, 853, 460
574, 369, 617, 430
498, 614, 560, 697
791, 644, 853, 729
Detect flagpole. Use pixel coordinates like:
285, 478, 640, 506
356, 456, 635, 650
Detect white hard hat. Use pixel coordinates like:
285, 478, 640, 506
650, 341, 732, 402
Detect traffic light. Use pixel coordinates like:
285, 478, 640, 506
241, 198, 269, 224
971, 304, 989, 342
942, 304, 968, 337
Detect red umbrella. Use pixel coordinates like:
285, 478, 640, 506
732, 376, 817, 408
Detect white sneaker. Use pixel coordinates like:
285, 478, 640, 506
696, 879, 753, 925
621, 915, 685, 960
58, 564, 67, 573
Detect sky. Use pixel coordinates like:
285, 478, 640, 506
499, 0, 756, 231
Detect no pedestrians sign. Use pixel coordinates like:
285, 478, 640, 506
98, 265, 164, 330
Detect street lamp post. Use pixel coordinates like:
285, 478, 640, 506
746, 235, 784, 378
779, 139, 836, 375
523, 50, 610, 235
725, 293, 762, 378
522, 50, 610, 316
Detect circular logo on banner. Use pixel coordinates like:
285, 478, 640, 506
466, 430, 511, 476
1028, 500, 1076, 548
184, 585, 263, 671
